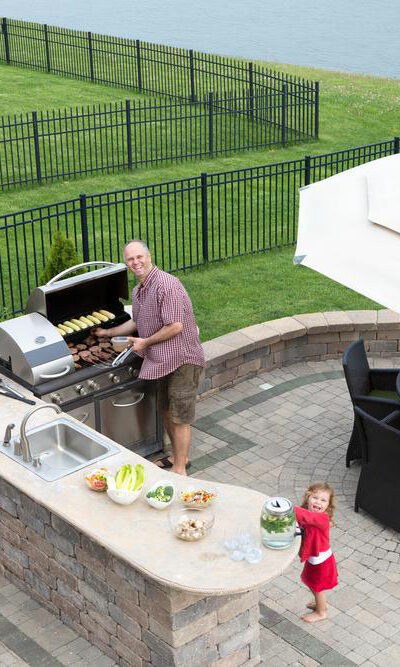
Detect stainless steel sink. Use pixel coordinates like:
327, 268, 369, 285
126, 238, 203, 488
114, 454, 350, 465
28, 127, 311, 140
2, 417, 119, 481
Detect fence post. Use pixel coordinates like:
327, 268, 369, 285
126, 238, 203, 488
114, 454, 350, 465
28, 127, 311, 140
126, 99, 132, 170
314, 81, 319, 139
32, 111, 42, 183
394, 136, 400, 154
44, 24, 51, 73
189, 49, 196, 103
136, 40, 142, 92
88, 32, 94, 81
79, 194, 90, 262
208, 92, 213, 156
2, 18, 10, 64
281, 83, 287, 146
200, 173, 209, 263
304, 155, 311, 186
248, 62, 254, 120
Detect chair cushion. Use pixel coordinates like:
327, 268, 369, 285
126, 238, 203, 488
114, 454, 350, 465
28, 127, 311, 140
369, 389, 400, 402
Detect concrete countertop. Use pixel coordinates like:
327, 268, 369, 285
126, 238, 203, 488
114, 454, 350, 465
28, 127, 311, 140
0, 373, 299, 596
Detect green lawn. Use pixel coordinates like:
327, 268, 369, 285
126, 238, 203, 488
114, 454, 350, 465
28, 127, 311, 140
177, 248, 380, 342
0, 62, 395, 338
1, 62, 399, 214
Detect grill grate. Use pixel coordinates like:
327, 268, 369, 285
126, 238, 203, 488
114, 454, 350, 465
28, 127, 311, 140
69, 339, 121, 370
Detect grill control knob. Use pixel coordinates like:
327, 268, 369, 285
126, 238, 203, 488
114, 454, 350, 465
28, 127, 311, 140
108, 373, 120, 385
75, 384, 87, 396
50, 392, 62, 405
128, 367, 139, 377
87, 380, 100, 391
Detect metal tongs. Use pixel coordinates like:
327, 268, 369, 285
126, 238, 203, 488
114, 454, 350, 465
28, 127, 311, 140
111, 346, 136, 367
0, 379, 36, 405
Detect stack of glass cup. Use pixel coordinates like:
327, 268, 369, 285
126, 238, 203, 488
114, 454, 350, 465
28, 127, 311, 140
223, 528, 263, 563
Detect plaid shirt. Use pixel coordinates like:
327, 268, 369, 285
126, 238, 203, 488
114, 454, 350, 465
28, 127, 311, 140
131, 266, 205, 380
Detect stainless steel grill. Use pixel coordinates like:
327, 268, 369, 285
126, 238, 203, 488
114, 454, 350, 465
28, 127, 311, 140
0, 262, 162, 458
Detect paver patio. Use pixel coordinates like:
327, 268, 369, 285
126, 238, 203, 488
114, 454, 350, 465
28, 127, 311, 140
1, 357, 399, 666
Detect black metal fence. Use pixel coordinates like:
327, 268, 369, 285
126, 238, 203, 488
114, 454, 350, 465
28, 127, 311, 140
0, 137, 397, 317
0, 88, 310, 190
0, 17, 319, 133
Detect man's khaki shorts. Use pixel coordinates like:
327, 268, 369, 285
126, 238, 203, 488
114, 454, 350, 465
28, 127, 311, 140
158, 364, 202, 424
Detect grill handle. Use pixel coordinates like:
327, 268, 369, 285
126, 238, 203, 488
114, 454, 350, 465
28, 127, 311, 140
46, 261, 117, 285
112, 393, 145, 408
75, 412, 89, 424
39, 365, 71, 379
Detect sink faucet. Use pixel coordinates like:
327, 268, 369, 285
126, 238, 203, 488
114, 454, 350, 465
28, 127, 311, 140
2, 423, 15, 447
20, 404, 62, 463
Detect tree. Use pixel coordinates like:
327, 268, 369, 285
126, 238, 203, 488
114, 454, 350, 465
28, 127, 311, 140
40, 230, 81, 285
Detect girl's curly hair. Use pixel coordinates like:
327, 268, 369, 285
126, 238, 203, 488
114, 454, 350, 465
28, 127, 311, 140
301, 482, 336, 525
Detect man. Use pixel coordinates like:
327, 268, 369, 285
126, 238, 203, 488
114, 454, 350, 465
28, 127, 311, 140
95, 240, 205, 475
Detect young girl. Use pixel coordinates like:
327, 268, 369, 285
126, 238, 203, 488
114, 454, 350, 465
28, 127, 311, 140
294, 482, 337, 623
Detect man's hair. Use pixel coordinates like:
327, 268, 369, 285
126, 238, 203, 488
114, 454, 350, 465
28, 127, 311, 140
123, 239, 151, 255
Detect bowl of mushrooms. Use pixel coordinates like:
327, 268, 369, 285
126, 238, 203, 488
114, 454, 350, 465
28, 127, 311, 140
168, 506, 215, 542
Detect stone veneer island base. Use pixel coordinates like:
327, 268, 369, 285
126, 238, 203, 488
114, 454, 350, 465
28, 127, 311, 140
0, 379, 299, 666
0, 477, 261, 666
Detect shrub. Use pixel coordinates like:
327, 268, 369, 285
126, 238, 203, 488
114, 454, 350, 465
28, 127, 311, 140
40, 230, 81, 285
0, 307, 11, 322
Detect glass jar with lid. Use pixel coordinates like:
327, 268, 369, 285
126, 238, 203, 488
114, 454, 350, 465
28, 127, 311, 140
260, 496, 296, 549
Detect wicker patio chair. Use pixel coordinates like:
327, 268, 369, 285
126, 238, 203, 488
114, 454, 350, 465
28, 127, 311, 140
353, 406, 400, 532
342, 338, 400, 467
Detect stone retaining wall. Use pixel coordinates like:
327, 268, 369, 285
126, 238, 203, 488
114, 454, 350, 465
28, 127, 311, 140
0, 477, 260, 666
199, 310, 400, 397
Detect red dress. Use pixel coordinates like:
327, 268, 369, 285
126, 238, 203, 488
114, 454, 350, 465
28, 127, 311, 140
294, 506, 338, 593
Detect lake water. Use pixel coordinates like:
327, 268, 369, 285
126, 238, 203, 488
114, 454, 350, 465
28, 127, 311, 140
1, 0, 399, 79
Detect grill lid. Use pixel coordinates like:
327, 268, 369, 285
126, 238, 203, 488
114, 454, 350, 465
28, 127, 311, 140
26, 262, 129, 323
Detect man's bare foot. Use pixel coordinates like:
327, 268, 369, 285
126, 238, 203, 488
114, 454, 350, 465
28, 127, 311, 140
301, 611, 326, 623
307, 602, 328, 611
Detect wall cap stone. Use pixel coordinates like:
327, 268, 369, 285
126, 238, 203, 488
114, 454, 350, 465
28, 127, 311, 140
292, 312, 328, 334
262, 316, 306, 341
345, 310, 378, 330
377, 309, 400, 330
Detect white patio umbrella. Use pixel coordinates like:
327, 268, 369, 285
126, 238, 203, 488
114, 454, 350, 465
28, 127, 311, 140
294, 153, 400, 312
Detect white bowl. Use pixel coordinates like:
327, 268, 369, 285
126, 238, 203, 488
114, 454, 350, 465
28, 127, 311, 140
145, 479, 175, 510
106, 476, 143, 505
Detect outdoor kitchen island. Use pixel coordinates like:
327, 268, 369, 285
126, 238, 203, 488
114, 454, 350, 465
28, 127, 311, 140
0, 378, 299, 666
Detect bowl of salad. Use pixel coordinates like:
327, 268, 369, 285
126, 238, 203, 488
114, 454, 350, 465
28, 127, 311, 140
146, 479, 175, 509
179, 486, 217, 508
84, 467, 112, 492
106, 463, 145, 505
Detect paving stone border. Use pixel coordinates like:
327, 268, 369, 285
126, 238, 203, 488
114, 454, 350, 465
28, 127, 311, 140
199, 309, 400, 397
259, 603, 355, 666
0, 610, 63, 666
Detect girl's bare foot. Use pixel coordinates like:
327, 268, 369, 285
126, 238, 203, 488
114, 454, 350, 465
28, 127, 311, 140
307, 602, 328, 611
301, 611, 326, 623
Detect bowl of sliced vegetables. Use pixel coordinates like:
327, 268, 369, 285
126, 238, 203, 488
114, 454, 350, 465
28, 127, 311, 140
179, 486, 217, 508
106, 463, 145, 505
146, 479, 175, 509
84, 467, 112, 492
